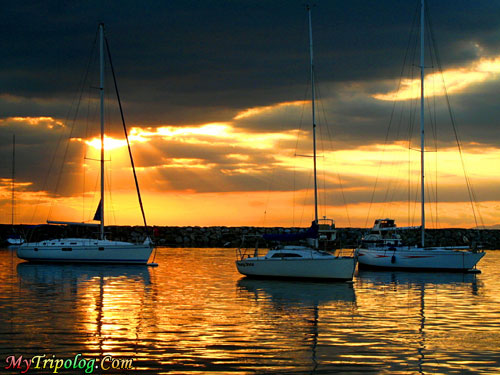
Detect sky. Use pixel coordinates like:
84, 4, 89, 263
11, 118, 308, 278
1, 0, 499, 228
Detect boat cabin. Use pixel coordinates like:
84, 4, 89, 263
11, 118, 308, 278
372, 219, 396, 231
318, 217, 336, 242
262, 246, 334, 260
360, 218, 402, 249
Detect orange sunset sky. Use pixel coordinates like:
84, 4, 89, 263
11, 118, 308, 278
1, 1, 499, 228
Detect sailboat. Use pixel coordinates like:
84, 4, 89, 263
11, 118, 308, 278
235, 6, 357, 280
7, 134, 25, 246
17, 24, 154, 264
355, 0, 484, 271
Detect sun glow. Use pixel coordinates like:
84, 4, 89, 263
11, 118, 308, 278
130, 123, 230, 140
84, 136, 128, 151
127, 123, 298, 150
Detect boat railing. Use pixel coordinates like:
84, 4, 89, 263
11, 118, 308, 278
236, 234, 264, 260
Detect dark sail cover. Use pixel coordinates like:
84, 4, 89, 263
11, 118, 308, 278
263, 221, 318, 241
93, 200, 102, 221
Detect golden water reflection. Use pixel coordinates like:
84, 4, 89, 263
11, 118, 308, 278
0, 248, 499, 373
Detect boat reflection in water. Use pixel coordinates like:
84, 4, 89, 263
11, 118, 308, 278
357, 269, 480, 290
17, 262, 151, 286
16, 262, 152, 363
237, 278, 356, 373
237, 278, 356, 305
356, 270, 482, 374
236, 270, 485, 374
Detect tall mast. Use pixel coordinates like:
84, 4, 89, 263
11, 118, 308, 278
419, 0, 425, 247
11, 134, 15, 226
99, 23, 105, 240
307, 5, 319, 224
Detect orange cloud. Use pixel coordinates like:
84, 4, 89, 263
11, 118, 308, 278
373, 56, 500, 101
126, 123, 299, 150
0, 116, 64, 129
2, 103, 499, 228
233, 100, 307, 120
140, 158, 216, 170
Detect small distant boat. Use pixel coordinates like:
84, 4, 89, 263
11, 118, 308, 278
235, 6, 356, 281
318, 217, 336, 243
356, 1, 484, 272
17, 24, 153, 264
7, 236, 24, 246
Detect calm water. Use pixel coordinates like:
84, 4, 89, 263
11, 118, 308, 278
1, 247, 499, 374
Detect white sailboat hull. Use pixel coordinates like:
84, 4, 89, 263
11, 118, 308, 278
236, 257, 356, 280
17, 238, 153, 264
356, 247, 484, 271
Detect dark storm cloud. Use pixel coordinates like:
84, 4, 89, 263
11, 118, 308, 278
149, 167, 297, 194
3, 0, 500, 125
233, 78, 500, 150
0, 118, 86, 196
